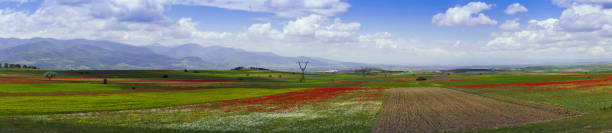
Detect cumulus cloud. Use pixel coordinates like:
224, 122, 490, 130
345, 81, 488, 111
281, 14, 360, 40
486, 2, 612, 58
0, 0, 231, 45
505, 3, 527, 14
432, 2, 497, 26
175, 0, 350, 17
499, 18, 521, 30
559, 4, 612, 31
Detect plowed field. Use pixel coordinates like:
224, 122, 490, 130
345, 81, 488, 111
373, 87, 568, 133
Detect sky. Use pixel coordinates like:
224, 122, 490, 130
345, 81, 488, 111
0, 0, 611, 66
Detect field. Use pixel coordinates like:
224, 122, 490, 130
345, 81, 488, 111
373, 87, 568, 133
0, 68, 611, 132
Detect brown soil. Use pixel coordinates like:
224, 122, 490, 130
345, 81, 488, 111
372, 87, 570, 133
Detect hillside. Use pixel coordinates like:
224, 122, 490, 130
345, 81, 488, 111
0, 38, 368, 70
0, 39, 216, 69
145, 44, 368, 71
512, 64, 612, 72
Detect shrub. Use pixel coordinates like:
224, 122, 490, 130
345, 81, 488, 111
162, 74, 169, 78
43, 72, 57, 80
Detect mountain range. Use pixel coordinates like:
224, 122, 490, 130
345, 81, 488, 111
0, 38, 367, 71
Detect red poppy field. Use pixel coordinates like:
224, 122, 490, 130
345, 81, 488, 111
191, 87, 386, 112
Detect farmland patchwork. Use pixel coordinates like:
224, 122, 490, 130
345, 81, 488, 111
0, 69, 611, 132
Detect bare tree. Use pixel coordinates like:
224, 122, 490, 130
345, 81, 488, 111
297, 60, 309, 83
43, 72, 57, 80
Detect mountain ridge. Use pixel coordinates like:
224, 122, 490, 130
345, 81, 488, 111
0, 38, 368, 71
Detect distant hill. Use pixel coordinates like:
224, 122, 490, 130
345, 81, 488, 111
0, 38, 368, 70
145, 44, 368, 71
515, 64, 612, 72
0, 38, 213, 70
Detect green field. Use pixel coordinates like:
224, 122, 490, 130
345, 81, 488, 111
0, 83, 126, 93
0, 68, 611, 132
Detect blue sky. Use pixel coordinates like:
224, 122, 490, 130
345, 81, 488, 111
0, 0, 610, 65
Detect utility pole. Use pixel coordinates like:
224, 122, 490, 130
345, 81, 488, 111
297, 60, 309, 83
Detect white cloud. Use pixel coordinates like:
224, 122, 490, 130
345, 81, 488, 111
499, 18, 521, 30
453, 40, 461, 48
357, 32, 396, 48
505, 3, 527, 15
278, 14, 361, 41
559, 4, 612, 31
175, 0, 350, 17
0, 0, 32, 4
432, 2, 497, 26
588, 46, 606, 55
0, 0, 231, 45
486, 2, 612, 58
487, 18, 572, 50
553, 0, 612, 7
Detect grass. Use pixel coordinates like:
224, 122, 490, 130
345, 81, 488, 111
447, 77, 612, 132
6, 88, 386, 133
0, 88, 307, 115
459, 111, 612, 133
0, 83, 126, 93
1, 68, 612, 132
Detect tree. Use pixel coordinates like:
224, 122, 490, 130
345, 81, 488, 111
297, 60, 309, 83
43, 72, 57, 80
358, 67, 372, 78
382, 70, 389, 78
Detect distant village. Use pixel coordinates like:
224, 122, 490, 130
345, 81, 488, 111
2, 63, 37, 69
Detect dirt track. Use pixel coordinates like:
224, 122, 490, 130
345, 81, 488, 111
372, 87, 567, 133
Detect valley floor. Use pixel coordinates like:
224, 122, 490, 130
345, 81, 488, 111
0, 69, 611, 132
